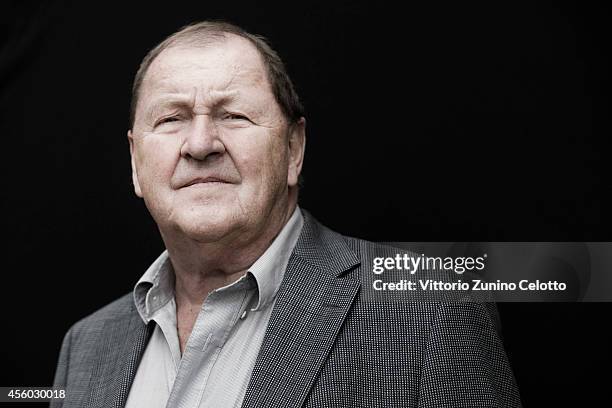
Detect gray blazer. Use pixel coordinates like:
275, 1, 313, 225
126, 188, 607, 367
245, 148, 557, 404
51, 211, 522, 407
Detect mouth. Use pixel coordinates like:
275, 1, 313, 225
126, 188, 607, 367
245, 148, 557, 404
182, 177, 231, 188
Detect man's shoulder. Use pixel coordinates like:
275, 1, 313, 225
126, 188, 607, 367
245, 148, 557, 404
342, 234, 414, 258
300, 209, 417, 260
68, 292, 136, 339
311, 222, 422, 273
306, 215, 500, 325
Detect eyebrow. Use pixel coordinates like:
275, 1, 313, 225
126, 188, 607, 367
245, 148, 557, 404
144, 90, 241, 120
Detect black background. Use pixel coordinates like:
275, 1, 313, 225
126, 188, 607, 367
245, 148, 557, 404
1, 1, 610, 406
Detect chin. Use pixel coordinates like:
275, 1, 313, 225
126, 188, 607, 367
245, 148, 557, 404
173, 207, 245, 243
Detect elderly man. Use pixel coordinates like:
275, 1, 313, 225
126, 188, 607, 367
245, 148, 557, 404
51, 21, 521, 408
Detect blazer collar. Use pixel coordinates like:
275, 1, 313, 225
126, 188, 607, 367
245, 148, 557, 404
85, 301, 154, 408
291, 209, 361, 278
242, 209, 362, 408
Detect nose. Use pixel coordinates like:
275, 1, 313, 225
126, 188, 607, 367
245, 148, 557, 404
180, 114, 225, 161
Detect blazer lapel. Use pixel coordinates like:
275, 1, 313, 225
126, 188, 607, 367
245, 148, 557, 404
86, 303, 154, 408
242, 211, 361, 408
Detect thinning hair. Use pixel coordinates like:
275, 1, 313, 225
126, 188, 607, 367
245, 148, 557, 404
129, 20, 304, 128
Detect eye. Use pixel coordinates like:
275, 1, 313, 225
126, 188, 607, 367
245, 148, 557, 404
223, 112, 250, 121
157, 116, 180, 125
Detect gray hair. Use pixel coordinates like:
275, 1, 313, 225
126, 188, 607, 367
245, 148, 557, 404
129, 20, 304, 128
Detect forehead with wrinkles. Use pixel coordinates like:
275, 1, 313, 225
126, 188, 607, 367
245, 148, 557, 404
138, 35, 272, 108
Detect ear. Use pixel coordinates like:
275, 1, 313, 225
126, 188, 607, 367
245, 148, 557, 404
127, 130, 143, 198
287, 117, 306, 188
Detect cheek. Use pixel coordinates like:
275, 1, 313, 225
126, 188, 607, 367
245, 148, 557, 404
233, 126, 281, 157
231, 135, 288, 193
135, 136, 181, 190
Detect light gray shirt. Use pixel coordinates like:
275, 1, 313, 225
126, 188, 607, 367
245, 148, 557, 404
125, 207, 304, 408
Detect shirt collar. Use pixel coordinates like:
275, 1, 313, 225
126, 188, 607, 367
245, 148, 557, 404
133, 206, 304, 322
133, 250, 175, 323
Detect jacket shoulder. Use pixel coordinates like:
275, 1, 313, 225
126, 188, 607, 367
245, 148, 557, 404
69, 292, 135, 339
299, 211, 415, 258
342, 234, 414, 257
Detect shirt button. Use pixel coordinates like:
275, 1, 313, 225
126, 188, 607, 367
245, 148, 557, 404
240, 310, 248, 320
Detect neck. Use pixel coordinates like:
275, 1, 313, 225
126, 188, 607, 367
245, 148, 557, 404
162, 200, 297, 306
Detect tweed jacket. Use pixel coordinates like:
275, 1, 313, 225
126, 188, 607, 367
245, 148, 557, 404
51, 210, 522, 407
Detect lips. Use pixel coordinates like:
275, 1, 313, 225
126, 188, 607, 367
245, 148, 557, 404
182, 177, 230, 188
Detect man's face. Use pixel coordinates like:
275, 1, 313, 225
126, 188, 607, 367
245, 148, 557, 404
128, 36, 304, 244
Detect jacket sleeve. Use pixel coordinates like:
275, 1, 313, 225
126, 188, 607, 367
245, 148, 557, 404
49, 325, 73, 408
417, 301, 522, 408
